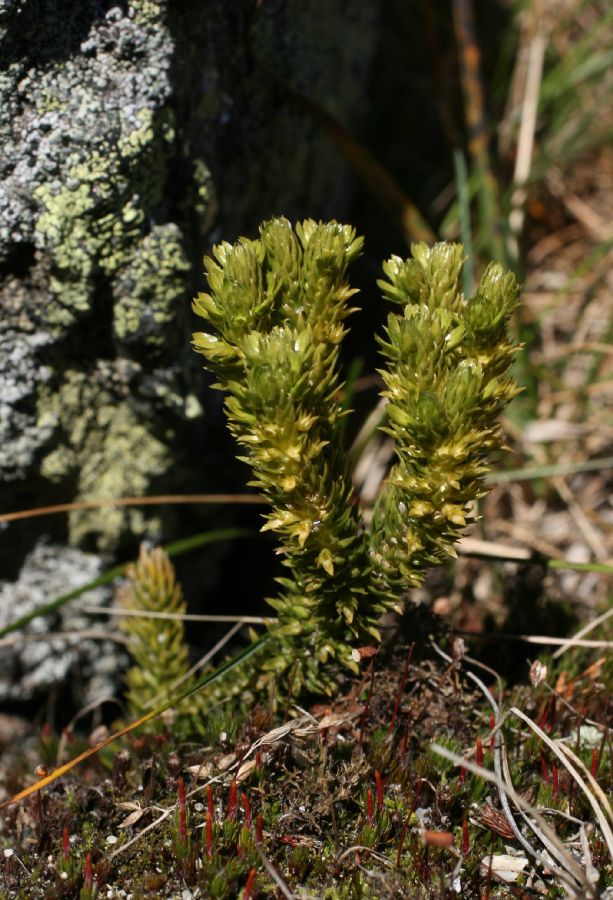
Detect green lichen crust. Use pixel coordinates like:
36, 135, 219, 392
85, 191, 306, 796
38, 371, 169, 550
193, 218, 392, 692
2, 2, 181, 332
31, 103, 174, 328
113, 224, 190, 358
371, 243, 521, 594
0, 0, 195, 541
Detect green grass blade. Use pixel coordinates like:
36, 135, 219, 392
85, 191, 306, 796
487, 456, 613, 485
0, 528, 254, 639
1, 630, 271, 809
179, 630, 270, 699
548, 559, 613, 575
453, 148, 474, 295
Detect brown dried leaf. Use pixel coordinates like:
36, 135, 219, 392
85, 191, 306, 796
236, 758, 256, 783
119, 809, 145, 829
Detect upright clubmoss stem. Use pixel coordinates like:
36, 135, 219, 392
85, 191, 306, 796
372, 242, 520, 595
192, 218, 387, 691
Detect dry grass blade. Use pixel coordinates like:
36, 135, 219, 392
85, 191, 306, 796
556, 742, 613, 827
109, 804, 175, 861
257, 849, 295, 899
579, 824, 601, 891
140, 621, 244, 711
431, 644, 587, 884
0, 634, 269, 809
458, 536, 613, 575
511, 707, 613, 864
79, 606, 268, 624
0, 493, 265, 524
553, 607, 613, 659
459, 631, 613, 650
499, 740, 580, 882
348, 397, 387, 467
451, 0, 505, 262
56, 695, 124, 767
551, 475, 609, 561
0, 527, 252, 641
485, 455, 613, 484
459, 671, 532, 856
108, 773, 224, 861
0, 629, 129, 648
458, 537, 531, 561
336, 846, 392, 866
107, 709, 344, 866
0, 706, 168, 809
539, 340, 613, 362
257, 63, 434, 244
508, 15, 546, 255
517, 635, 613, 649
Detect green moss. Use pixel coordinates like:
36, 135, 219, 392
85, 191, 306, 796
6, 635, 611, 897
192, 221, 521, 689
118, 545, 211, 737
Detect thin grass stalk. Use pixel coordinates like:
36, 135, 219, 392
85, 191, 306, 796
0, 632, 271, 809
452, 148, 474, 295
451, 0, 507, 264
258, 64, 435, 244
0, 528, 253, 640
486, 455, 613, 484
511, 707, 613, 864
556, 743, 613, 827
0, 494, 265, 525
508, 14, 546, 259
431, 743, 596, 897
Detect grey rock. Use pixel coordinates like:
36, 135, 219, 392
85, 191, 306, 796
0, 541, 122, 705
0, 329, 54, 481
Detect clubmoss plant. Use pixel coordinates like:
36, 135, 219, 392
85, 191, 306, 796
117, 544, 209, 735
192, 218, 521, 693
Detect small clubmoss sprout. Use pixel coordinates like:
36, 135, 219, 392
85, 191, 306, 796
117, 544, 209, 736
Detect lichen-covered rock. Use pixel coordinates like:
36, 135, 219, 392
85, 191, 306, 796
112, 224, 190, 358
38, 369, 171, 548
0, 329, 54, 482
0, 0, 380, 703
1, 0, 185, 548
